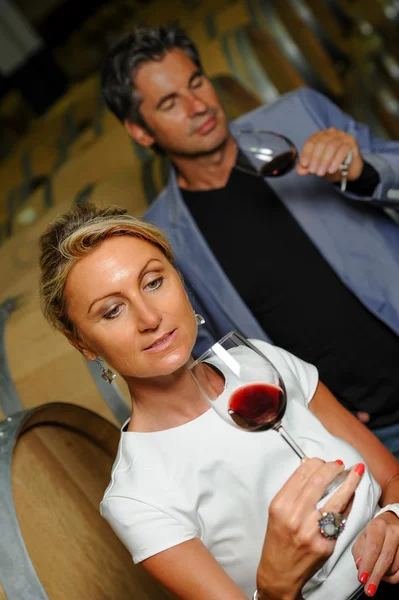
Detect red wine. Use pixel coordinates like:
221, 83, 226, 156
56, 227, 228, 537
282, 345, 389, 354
260, 150, 297, 177
228, 383, 285, 431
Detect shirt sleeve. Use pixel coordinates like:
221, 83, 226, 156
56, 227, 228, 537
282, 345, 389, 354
334, 160, 380, 196
100, 496, 197, 564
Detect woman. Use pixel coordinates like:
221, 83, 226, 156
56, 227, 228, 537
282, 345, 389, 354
39, 204, 399, 600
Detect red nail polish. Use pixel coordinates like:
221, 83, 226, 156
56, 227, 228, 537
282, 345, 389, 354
354, 463, 365, 477
355, 557, 362, 569
359, 571, 369, 584
367, 583, 377, 597
335, 459, 344, 465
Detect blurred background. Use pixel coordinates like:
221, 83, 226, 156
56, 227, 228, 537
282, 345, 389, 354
0, 1, 398, 599
1, 0, 399, 242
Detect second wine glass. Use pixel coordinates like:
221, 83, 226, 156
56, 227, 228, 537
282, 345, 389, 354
235, 129, 298, 178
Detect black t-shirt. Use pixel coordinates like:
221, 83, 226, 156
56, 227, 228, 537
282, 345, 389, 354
181, 166, 399, 429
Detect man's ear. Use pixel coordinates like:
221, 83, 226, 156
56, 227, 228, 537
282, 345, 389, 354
63, 329, 97, 362
124, 119, 155, 148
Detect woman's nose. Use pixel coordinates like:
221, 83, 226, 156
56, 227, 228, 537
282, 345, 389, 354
136, 302, 162, 332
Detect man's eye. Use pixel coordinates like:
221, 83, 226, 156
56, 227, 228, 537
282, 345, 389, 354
145, 277, 163, 291
191, 77, 203, 88
162, 101, 175, 111
104, 305, 122, 320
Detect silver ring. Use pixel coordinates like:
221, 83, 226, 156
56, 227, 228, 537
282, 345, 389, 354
318, 511, 346, 540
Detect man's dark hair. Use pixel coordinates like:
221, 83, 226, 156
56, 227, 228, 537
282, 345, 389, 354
101, 26, 202, 128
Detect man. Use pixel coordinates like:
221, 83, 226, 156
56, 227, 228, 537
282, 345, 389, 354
102, 26, 399, 455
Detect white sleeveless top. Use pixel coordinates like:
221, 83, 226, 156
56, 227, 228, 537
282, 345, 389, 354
100, 341, 381, 599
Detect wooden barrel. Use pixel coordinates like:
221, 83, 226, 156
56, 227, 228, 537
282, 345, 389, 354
5, 125, 140, 237
0, 75, 103, 225
124, 0, 233, 31
6, 74, 259, 237
0, 173, 150, 425
190, 0, 346, 101
334, 0, 399, 31
199, 24, 305, 104
0, 403, 174, 599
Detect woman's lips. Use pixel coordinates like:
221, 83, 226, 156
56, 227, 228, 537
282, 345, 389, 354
143, 329, 177, 353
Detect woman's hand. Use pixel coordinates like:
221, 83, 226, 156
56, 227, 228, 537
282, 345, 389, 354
352, 511, 399, 597
256, 458, 365, 600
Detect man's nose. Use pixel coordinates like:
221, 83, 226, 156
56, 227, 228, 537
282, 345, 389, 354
185, 91, 207, 116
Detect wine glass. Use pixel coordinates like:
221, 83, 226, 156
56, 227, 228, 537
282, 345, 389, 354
189, 331, 350, 498
234, 129, 298, 178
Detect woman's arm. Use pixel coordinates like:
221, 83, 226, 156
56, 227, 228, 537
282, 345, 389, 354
141, 538, 247, 599
309, 381, 399, 498
309, 381, 399, 596
141, 460, 363, 600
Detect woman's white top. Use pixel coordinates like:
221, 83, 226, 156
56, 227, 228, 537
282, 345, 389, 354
100, 340, 381, 600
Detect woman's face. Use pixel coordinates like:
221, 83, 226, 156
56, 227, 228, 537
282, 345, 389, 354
64, 235, 197, 380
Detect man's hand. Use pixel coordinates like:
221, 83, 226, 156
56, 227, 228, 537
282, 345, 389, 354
297, 127, 363, 183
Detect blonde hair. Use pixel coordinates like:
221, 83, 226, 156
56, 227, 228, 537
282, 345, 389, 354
39, 203, 175, 336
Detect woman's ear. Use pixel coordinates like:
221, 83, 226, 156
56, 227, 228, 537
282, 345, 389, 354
63, 329, 97, 362
124, 119, 155, 148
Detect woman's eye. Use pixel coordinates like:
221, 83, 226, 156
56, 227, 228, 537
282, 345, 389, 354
145, 276, 163, 292
103, 305, 122, 320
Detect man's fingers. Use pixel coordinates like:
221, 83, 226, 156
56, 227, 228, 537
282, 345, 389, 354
356, 411, 371, 424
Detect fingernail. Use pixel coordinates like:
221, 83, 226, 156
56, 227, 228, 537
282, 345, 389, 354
359, 571, 369, 584
355, 556, 362, 569
354, 463, 365, 477
335, 459, 344, 465
367, 583, 377, 597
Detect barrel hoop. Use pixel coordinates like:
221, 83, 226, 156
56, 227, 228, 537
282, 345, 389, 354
93, 79, 105, 136
160, 156, 171, 188
74, 182, 97, 206
234, 27, 279, 103
142, 158, 160, 205
43, 176, 53, 209
377, 81, 399, 117
287, 0, 350, 69
0, 297, 24, 416
22, 150, 33, 184
0, 403, 120, 600
6, 187, 17, 236
132, 138, 152, 163
206, 13, 218, 39
253, 0, 335, 99
85, 359, 130, 426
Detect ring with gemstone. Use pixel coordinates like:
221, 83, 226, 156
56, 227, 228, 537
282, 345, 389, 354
318, 512, 346, 540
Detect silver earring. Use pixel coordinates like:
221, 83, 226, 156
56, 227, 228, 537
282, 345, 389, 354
96, 358, 116, 384
195, 313, 205, 325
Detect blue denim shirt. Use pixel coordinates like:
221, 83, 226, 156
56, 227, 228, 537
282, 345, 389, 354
145, 88, 399, 356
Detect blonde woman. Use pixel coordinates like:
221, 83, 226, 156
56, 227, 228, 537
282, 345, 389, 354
39, 204, 399, 600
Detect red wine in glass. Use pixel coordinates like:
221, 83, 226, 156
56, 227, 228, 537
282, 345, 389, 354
260, 150, 298, 177
228, 383, 285, 430
190, 331, 351, 499
235, 130, 298, 178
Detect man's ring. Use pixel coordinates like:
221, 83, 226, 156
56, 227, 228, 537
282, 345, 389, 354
318, 512, 346, 540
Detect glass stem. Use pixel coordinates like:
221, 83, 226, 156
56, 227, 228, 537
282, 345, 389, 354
275, 424, 307, 460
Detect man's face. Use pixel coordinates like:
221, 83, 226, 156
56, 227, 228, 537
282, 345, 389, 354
132, 49, 229, 157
